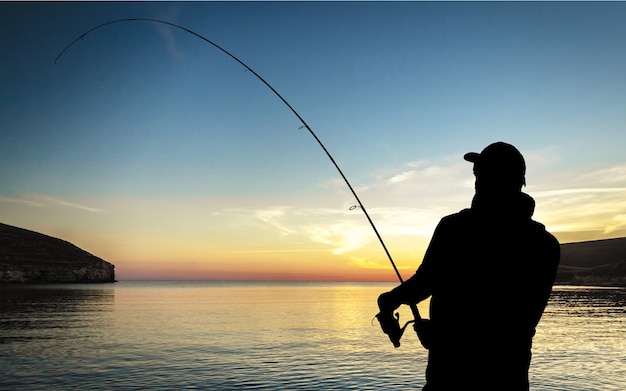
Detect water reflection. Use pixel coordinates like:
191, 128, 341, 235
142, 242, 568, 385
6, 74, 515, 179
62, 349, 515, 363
0, 284, 115, 344
530, 286, 626, 391
548, 286, 626, 316
0, 282, 624, 390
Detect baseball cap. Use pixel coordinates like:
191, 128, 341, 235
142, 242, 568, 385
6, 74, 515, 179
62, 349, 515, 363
464, 142, 526, 186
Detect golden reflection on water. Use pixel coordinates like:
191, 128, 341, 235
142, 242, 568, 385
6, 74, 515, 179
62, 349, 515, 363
109, 281, 429, 358
1, 282, 624, 390
113, 282, 396, 334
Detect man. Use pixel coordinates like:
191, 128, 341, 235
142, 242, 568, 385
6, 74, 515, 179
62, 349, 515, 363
378, 142, 560, 390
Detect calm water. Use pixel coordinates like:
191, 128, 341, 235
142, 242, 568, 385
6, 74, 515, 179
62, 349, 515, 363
1, 282, 624, 390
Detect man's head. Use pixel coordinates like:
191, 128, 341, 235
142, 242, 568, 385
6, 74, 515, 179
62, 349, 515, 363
464, 142, 526, 194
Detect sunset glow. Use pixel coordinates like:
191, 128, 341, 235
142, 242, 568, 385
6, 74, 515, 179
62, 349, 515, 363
2, 2, 626, 281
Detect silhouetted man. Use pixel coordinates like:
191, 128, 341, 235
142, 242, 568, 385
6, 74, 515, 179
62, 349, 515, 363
378, 142, 560, 390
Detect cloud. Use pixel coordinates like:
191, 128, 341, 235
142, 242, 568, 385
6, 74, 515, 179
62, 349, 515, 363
605, 214, 626, 235
152, 7, 185, 60
246, 204, 447, 258
529, 162, 626, 236
0, 195, 44, 207
154, 22, 184, 60
64, 146, 621, 269
242, 152, 626, 254
252, 206, 369, 253
253, 207, 297, 235
523, 145, 562, 171
349, 255, 394, 270
243, 157, 474, 256
575, 164, 626, 184
0, 193, 102, 213
40, 196, 103, 213
303, 221, 371, 255
232, 249, 327, 254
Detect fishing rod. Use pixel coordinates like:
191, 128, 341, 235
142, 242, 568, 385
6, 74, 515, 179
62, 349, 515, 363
55, 18, 425, 347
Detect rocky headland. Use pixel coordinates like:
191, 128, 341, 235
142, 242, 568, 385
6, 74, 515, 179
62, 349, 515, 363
0, 222, 115, 283
557, 237, 626, 287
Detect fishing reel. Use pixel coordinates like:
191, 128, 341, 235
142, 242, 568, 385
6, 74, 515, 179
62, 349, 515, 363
375, 308, 433, 349
375, 311, 414, 348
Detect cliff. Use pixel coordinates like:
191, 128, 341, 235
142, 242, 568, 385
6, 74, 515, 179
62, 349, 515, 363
556, 237, 626, 287
0, 223, 115, 283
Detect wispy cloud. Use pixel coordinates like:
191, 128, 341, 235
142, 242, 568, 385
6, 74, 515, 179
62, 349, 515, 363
239, 151, 626, 254
0, 194, 102, 213
253, 208, 297, 236
232, 249, 327, 254
251, 206, 371, 254
40, 196, 103, 213
154, 23, 184, 60
349, 255, 398, 270
0, 195, 44, 207
529, 162, 626, 236
228, 155, 492, 256
152, 7, 185, 60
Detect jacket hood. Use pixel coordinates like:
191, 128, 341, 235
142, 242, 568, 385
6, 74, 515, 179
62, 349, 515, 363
471, 191, 535, 221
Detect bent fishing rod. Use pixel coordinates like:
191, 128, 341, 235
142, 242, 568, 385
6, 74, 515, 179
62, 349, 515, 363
55, 18, 423, 347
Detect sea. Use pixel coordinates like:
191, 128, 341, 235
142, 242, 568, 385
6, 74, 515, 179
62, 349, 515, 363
0, 281, 624, 391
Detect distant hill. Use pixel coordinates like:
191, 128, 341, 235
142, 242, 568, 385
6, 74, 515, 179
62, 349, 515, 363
0, 223, 115, 283
557, 237, 626, 287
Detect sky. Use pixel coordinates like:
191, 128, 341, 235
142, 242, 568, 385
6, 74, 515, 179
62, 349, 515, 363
1, 1, 626, 281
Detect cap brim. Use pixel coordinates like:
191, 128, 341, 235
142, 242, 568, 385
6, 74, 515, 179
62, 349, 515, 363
464, 152, 480, 162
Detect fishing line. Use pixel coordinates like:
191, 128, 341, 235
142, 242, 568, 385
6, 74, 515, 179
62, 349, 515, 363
54, 17, 408, 284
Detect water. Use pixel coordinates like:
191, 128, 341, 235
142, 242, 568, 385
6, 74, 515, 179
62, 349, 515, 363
0, 282, 624, 390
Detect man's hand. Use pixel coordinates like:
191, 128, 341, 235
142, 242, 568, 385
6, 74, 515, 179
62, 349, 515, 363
377, 291, 400, 313
377, 290, 404, 347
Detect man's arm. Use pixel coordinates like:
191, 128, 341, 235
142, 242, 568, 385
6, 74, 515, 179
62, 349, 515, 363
377, 216, 451, 313
528, 231, 561, 329
378, 266, 432, 312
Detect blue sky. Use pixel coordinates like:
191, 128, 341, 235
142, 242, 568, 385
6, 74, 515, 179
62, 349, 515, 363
1, 2, 626, 280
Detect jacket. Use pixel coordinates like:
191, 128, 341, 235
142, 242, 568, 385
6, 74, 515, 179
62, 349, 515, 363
398, 192, 560, 389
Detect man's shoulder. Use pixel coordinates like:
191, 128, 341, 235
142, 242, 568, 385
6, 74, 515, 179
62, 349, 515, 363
437, 208, 474, 228
440, 209, 558, 243
536, 224, 560, 255
529, 219, 559, 242
443, 208, 473, 220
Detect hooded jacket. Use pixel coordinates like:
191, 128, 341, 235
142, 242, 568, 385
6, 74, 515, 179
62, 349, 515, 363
394, 192, 560, 389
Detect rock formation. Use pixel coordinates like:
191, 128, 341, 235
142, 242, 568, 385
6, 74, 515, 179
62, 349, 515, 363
0, 222, 115, 283
557, 237, 626, 286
